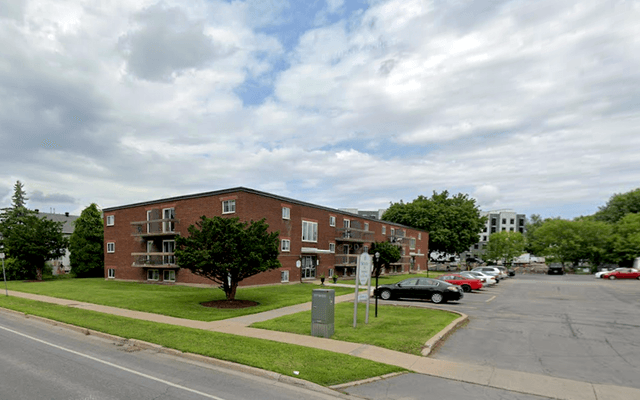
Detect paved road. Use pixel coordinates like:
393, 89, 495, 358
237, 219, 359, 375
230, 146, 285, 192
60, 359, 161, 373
348, 274, 640, 399
432, 275, 640, 389
0, 312, 346, 400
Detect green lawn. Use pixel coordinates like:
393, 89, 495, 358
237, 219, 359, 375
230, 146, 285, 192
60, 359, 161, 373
5, 278, 354, 321
252, 302, 459, 355
0, 296, 403, 386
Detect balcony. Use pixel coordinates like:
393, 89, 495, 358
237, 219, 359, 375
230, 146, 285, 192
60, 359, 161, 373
336, 228, 374, 243
131, 253, 177, 268
131, 218, 179, 237
334, 254, 359, 267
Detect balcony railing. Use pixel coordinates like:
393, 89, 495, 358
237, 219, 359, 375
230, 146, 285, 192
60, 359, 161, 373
131, 253, 177, 268
336, 228, 374, 243
334, 254, 359, 266
131, 219, 179, 237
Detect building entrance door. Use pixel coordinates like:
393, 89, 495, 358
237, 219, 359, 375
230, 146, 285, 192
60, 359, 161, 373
301, 255, 317, 279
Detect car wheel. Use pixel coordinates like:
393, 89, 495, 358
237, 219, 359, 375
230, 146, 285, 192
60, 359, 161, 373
461, 284, 471, 293
380, 289, 392, 300
609, 275, 616, 280
431, 293, 444, 304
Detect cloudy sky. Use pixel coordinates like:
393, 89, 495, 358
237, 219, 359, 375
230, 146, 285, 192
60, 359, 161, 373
1, 0, 638, 220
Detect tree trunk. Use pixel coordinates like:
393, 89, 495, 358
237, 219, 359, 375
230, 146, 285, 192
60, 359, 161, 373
226, 282, 238, 301
36, 267, 43, 281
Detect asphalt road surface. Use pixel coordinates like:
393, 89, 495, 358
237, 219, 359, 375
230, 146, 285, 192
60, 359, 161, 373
347, 274, 639, 399
0, 312, 345, 400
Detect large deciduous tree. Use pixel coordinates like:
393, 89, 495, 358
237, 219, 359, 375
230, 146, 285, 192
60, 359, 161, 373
594, 188, 640, 223
69, 203, 104, 278
610, 213, 640, 267
368, 242, 402, 279
382, 191, 486, 259
174, 216, 281, 301
1, 213, 68, 280
485, 231, 525, 267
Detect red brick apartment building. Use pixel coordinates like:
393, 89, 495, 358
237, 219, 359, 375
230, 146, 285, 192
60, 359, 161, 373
103, 187, 428, 286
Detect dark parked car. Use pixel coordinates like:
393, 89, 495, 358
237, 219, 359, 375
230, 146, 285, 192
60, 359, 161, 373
547, 265, 565, 275
374, 277, 463, 304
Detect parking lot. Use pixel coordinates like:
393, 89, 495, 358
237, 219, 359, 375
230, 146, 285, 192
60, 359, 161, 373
348, 274, 640, 398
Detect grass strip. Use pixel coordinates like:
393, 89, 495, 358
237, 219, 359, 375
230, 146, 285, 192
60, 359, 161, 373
5, 278, 354, 321
0, 296, 403, 387
252, 302, 459, 355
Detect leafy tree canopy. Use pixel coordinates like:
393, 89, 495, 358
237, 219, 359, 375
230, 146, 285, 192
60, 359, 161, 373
485, 231, 525, 266
368, 241, 401, 278
610, 213, 640, 267
174, 216, 281, 301
69, 203, 104, 278
11, 180, 28, 209
594, 188, 640, 223
382, 191, 486, 257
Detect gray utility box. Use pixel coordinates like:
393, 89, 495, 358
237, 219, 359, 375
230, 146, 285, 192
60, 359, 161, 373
311, 289, 335, 338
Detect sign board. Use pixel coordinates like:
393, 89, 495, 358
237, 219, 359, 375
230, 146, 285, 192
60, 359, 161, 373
358, 253, 372, 286
357, 293, 369, 302
296, 260, 301, 268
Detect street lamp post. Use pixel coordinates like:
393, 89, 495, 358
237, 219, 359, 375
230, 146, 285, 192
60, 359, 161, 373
374, 252, 380, 318
1, 252, 7, 297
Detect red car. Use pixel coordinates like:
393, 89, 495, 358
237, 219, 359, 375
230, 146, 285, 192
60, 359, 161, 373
438, 274, 483, 292
602, 268, 640, 280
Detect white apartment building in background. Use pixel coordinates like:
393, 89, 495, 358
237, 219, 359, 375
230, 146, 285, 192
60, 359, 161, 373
463, 210, 526, 262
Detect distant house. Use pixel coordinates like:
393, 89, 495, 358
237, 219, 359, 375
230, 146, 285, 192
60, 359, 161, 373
37, 210, 79, 275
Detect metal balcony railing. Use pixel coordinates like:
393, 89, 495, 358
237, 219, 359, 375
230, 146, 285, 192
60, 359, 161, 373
131, 219, 179, 237
131, 253, 177, 268
336, 228, 374, 242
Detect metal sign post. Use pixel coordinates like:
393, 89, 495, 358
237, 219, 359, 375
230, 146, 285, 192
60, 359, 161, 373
353, 253, 372, 327
1, 253, 7, 297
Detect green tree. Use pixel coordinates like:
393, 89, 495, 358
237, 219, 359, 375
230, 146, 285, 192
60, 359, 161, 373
610, 213, 640, 267
485, 231, 525, 267
531, 219, 582, 267
69, 203, 104, 278
11, 180, 28, 208
174, 216, 281, 301
368, 242, 402, 279
594, 188, 640, 223
524, 214, 545, 254
572, 218, 614, 272
382, 191, 486, 260
1, 213, 68, 280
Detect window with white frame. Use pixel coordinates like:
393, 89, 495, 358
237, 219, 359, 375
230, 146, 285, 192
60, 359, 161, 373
329, 216, 336, 227
410, 238, 416, 250
281, 270, 290, 282
107, 268, 115, 278
418, 233, 421, 240
106, 215, 114, 226
282, 207, 290, 220
163, 208, 175, 233
147, 269, 159, 281
302, 221, 318, 242
222, 199, 236, 214
163, 240, 175, 264
391, 228, 395, 236
107, 242, 115, 253
329, 242, 335, 253
343, 219, 350, 228
281, 239, 290, 252
382, 226, 386, 235
163, 270, 175, 282
364, 222, 369, 231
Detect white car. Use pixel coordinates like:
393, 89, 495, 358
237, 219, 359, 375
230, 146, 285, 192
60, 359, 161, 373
472, 266, 505, 281
463, 271, 497, 285
595, 269, 612, 278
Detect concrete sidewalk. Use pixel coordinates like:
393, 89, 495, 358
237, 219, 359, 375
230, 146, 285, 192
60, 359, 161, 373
4, 289, 640, 400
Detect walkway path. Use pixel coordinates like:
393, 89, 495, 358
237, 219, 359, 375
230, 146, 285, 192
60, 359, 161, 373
4, 288, 640, 400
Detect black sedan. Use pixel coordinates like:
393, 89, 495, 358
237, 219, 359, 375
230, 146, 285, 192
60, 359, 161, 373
374, 277, 464, 304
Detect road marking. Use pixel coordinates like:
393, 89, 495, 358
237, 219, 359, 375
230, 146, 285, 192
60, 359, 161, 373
486, 296, 496, 303
0, 324, 226, 400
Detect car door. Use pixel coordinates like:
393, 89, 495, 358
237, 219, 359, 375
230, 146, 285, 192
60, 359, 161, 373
396, 278, 419, 298
416, 278, 436, 299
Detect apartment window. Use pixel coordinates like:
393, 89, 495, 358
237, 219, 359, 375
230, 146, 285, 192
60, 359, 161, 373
510, 227, 514, 232
343, 219, 350, 228
281, 270, 290, 283
163, 240, 175, 264
502, 227, 506, 231
519, 219, 525, 226
418, 233, 421, 240
391, 228, 395, 236
107, 242, 115, 253
302, 221, 318, 242
329, 243, 335, 253
107, 268, 115, 278
106, 215, 114, 226
282, 207, 290, 220
483, 227, 487, 232
147, 269, 159, 281
364, 222, 369, 231
281, 239, 291, 252
163, 208, 175, 233
491, 219, 497, 226
222, 199, 236, 214
163, 270, 175, 282
410, 238, 416, 250
483, 236, 487, 241
510, 218, 515, 224
491, 227, 496, 233
382, 226, 386, 235
474, 244, 479, 249
502, 218, 506, 224
329, 216, 336, 227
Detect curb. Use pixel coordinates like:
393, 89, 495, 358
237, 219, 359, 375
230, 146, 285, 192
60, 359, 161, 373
0, 307, 361, 400
421, 311, 468, 356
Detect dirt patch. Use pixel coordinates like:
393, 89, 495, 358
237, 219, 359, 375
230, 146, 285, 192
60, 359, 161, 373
201, 300, 259, 309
